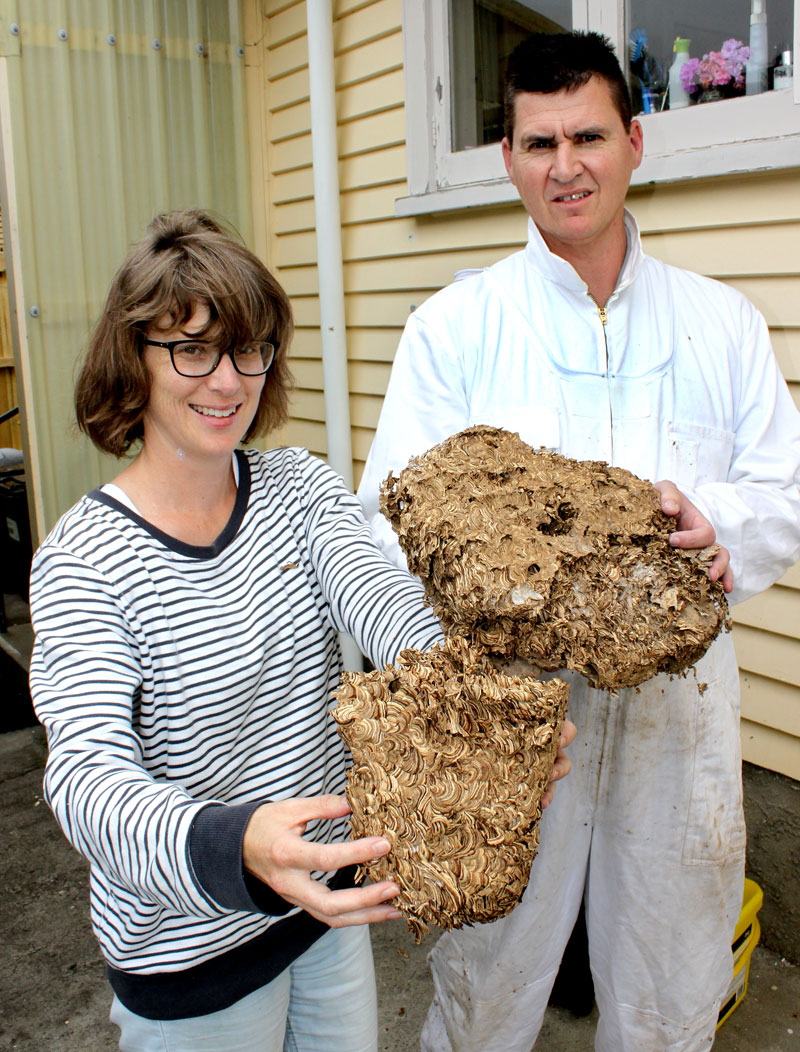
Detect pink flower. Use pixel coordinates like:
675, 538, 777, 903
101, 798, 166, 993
679, 39, 750, 94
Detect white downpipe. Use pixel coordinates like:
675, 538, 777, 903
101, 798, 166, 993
306, 0, 353, 490
307, 0, 363, 672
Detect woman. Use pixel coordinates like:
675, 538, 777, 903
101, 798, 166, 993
29, 210, 573, 1052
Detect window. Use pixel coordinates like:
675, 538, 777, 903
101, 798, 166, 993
398, 0, 800, 215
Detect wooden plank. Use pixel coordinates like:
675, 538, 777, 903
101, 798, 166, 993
286, 328, 322, 358
271, 134, 313, 175
271, 70, 404, 142
264, 0, 302, 18
639, 222, 800, 279
770, 328, 800, 382
740, 672, 800, 738
341, 250, 506, 292
282, 357, 390, 397
287, 326, 401, 363
285, 388, 384, 429
266, 34, 308, 81
291, 388, 326, 419
339, 143, 407, 192
289, 296, 322, 328
271, 101, 311, 143
271, 165, 315, 203
352, 426, 375, 464
732, 585, 800, 641
338, 106, 406, 157
266, 23, 402, 86
344, 291, 431, 327
271, 107, 405, 166
269, 67, 309, 112
333, 0, 400, 54
340, 181, 406, 225
270, 144, 407, 202
740, 720, 800, 781
722, 278, 800, 327
348, 359, 392, 395
278, 262, 319, 296
267, 2, 307, 47
272, 200, 316, 237
731, 623, 800, 687
337, 68, 404, 122
777, 562, 800, 589
628, 168, 800, 232
282, 417, 327, 455
345, 326, 403, 362
334, 30, 403, 86
289, 359, 323, 388
273, 180, 409, 233
274, 217, 519, 267
334, 0, 387, 18
351, 392, 382, 428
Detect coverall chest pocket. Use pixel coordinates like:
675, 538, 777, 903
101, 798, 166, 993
668, 423, 736, 491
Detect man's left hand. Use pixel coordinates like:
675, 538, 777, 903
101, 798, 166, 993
654, 480, 734, 593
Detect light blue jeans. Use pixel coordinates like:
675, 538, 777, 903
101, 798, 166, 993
110, 926, 378, 1052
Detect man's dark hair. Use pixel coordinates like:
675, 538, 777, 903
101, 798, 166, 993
504, 31, 632, 143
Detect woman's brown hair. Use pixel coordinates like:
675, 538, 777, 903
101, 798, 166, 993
75, 209, 294, 456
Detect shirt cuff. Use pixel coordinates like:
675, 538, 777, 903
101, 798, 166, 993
188, 801, 295, 916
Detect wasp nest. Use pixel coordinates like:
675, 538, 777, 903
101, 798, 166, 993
332, 636, 568, 941
380, 426, 729, 690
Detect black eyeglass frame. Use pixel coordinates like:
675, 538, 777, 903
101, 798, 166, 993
141, 337, 277, 377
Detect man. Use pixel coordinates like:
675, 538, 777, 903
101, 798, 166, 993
357, 31, 800, 1052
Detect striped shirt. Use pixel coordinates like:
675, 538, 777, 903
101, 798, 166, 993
29, 446, 442, 1018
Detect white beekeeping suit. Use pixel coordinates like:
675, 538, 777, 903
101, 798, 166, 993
357, 212, 800, 1052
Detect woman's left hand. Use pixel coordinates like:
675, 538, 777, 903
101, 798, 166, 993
542, 718, 577, 809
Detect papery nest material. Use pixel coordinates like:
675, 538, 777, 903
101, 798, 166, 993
332, 636, 568, 941
380, 425, 730, 690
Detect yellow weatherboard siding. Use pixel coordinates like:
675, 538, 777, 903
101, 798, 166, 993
253, 0, 799, 780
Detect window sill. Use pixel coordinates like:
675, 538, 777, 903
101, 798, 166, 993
396, 90, 800, 218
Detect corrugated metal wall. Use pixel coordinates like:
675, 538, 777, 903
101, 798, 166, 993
253, 0, 800, 781
0, 0, 250, 538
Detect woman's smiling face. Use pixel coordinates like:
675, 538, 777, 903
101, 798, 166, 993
140, 302, 266, 464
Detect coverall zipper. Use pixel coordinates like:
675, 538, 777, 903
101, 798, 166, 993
598, 305, 613, 461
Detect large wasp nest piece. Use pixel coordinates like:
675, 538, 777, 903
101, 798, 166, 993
332, 636, 568, 941
381, 426, 729, 690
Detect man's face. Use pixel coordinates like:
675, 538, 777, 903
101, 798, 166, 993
501, 77, 643, 260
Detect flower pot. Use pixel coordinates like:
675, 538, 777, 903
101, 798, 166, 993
697, 88, 724, 103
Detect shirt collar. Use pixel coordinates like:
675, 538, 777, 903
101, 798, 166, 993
523, 209, 645, 295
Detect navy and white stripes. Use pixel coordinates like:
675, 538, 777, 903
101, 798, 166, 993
30, 447, 442, 985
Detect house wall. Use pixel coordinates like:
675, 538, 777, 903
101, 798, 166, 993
251, 0, 800, 783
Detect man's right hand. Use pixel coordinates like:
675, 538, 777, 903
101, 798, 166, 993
654, 479, 734, 592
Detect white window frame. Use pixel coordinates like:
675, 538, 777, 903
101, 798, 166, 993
397, 0, 800, 216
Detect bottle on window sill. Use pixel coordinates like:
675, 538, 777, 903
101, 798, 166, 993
773, 50, 794, 91
668, 37, 691, 110
745, 0, 768, 95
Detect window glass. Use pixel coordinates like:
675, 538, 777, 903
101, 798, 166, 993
449, 0, 572, 150
626, 0, 794, 114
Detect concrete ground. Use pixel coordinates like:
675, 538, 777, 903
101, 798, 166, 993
2, 594, 799, 1052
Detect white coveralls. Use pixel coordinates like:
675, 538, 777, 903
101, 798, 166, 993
357, 213, 800, 1052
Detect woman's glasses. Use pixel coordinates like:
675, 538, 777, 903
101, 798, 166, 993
142, 338, 276, 377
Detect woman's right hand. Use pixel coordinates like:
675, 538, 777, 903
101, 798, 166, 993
242, 795, 402, 928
